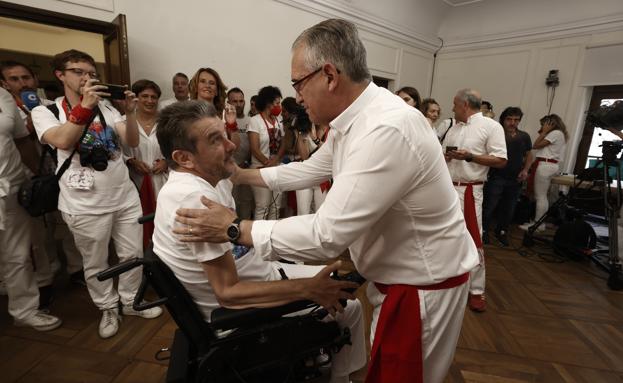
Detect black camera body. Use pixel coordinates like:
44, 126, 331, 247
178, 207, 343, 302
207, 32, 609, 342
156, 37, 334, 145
79, 133, 109, 171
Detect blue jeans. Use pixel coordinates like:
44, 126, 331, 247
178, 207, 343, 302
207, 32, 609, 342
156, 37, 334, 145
482, 177, 522, 234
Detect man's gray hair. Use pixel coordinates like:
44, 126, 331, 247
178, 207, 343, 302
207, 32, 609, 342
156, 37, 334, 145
293, 19, 371, 83
156, 100, 217, 169
456, 89, 482, 110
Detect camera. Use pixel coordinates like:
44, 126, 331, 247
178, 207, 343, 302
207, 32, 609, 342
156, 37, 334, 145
587, 101, 623, 130
79, 132, 109, 171
601, 140, 623, 164
95, 83, 127, 100
291, 105, 312, 134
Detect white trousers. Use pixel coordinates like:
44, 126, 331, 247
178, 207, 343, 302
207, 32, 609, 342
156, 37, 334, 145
62, 203, 143, 310
278, 262, 367, 378
296, 186, 326, 215
32, 211, 83, 287
534, 162, 559, 221
367, 281, 468, 383
251, 185, 280, 220
455, 184, 485, 295
0, 192, 40, 321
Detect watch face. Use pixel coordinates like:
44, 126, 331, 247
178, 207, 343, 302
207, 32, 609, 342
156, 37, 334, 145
227, 224, 240, 240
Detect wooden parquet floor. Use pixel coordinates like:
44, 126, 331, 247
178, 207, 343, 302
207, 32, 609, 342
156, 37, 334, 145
1, 229, 623, 383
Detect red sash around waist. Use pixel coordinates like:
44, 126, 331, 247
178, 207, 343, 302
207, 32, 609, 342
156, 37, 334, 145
365, 272, 469, 383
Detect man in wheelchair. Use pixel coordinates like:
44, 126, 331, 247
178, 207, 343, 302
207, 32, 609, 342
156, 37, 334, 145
151, 100, 366, 382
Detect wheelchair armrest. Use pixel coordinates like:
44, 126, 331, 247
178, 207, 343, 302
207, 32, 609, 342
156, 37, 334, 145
210, 299, 319, 331
97, 258, 145, 281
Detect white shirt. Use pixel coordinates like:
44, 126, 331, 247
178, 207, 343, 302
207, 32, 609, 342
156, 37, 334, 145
153, 170, 276, 320
251, 83, 479, 285
158, 97, 188, 111
534, 130, 566, 161
0, 88, 28, 195
246, 114, 284, 168
123, 121, 168, 197
31, 98, 139, 215
442, 112, 507, 182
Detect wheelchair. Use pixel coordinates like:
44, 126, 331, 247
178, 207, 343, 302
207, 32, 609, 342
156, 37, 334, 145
97, 245, 362, 382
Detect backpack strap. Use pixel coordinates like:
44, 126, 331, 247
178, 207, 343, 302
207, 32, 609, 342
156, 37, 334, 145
439, 118, 454, 144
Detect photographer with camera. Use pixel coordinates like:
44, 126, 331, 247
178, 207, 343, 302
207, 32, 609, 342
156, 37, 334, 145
291, 105, 330, 214
31, 49, 162, 339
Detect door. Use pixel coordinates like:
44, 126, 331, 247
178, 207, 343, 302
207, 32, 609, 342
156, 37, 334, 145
104, 14, 131, 86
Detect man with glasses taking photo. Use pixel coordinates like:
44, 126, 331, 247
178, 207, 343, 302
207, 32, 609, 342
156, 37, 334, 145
31, 49, 162, 339
174, 20, 478, 383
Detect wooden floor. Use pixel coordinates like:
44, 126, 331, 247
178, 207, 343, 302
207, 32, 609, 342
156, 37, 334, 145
2, 228, 623, 383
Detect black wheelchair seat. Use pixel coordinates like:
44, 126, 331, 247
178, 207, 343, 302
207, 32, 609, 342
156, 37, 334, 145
97, 248, 354, 383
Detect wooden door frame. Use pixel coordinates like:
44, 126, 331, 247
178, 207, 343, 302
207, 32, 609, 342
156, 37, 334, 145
0, 1, 130, 85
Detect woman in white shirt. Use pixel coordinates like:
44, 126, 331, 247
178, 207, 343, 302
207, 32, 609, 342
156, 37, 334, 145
125, 80, 168, 196
247, 86, 286, 219
522, 114, 567, 231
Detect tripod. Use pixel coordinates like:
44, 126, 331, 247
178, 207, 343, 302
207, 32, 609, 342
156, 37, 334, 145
591, 151, 623, 290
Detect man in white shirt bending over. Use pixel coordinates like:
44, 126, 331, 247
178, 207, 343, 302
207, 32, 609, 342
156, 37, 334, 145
173, 19, 479, 383
151, 100, 365, 383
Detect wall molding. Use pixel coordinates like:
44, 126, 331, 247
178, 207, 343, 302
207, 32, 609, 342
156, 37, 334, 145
59, 0, 114, 12
274, 0, 441, 52
441, 13, 623, 52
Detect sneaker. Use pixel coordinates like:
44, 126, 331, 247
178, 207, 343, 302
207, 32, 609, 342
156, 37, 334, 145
99, 308, 121, 339
495, 230, 509, 247
15, 311, 62, 331
468, 294, 486, 312
121, 302, 163, 319
69, 269, 87, 287
482, 231, 490, 245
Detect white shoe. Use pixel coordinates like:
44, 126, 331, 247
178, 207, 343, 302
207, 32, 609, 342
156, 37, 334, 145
15, 311, 62, 331
121, 302, 163, 319
99, 308, 121, 339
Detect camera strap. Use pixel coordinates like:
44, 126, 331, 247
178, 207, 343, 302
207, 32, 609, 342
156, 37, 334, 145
54, 103, 99, 181
439, 118, 454, 144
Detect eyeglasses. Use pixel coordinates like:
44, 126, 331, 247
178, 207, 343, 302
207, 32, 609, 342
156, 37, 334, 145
64, 67, 98, 79
291, 68, 322, 93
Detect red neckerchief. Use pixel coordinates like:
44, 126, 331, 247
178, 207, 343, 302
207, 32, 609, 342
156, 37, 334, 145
261, 114, 281, 155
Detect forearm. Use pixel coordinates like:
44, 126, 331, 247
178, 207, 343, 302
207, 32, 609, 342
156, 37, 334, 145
230, 168, 268, 188
471, 154, 507, 168
523, 151, 534, 171
216, 278, 310, 309
124, 112, 140, 148
532, 133, 550, 149
250, 147, 269, 165
42, 121, 88, 150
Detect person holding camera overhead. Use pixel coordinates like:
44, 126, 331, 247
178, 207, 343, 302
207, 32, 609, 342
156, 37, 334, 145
247, 86, 287, 219
31, 49, 162, 340
520, 114, 567, 232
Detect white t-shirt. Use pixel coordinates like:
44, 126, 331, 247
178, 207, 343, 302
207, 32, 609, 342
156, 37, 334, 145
246, 114, 284, 168
534, 130, 566, 161
442, 112, 507, 182
0, 88, 28, 195
123, 121, 168, 198
31, 98, 139, 215
152, 170, 276, 320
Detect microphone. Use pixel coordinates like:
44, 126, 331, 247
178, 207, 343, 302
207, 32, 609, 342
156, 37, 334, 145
20, 89, 41, 111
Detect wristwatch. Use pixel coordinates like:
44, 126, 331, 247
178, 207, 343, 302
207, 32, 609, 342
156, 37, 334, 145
465, 153, 474, 162
227, 218, 242, 244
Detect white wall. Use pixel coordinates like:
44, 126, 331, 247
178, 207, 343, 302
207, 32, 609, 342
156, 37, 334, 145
5, 0, 433, 101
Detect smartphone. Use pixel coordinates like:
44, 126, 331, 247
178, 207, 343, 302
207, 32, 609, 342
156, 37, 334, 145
97, 83, 127, 100
446, 146, 458, 153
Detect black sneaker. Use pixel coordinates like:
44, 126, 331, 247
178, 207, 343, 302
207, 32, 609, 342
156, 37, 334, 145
495, 230, 509, 247
69, 269, 87, 287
